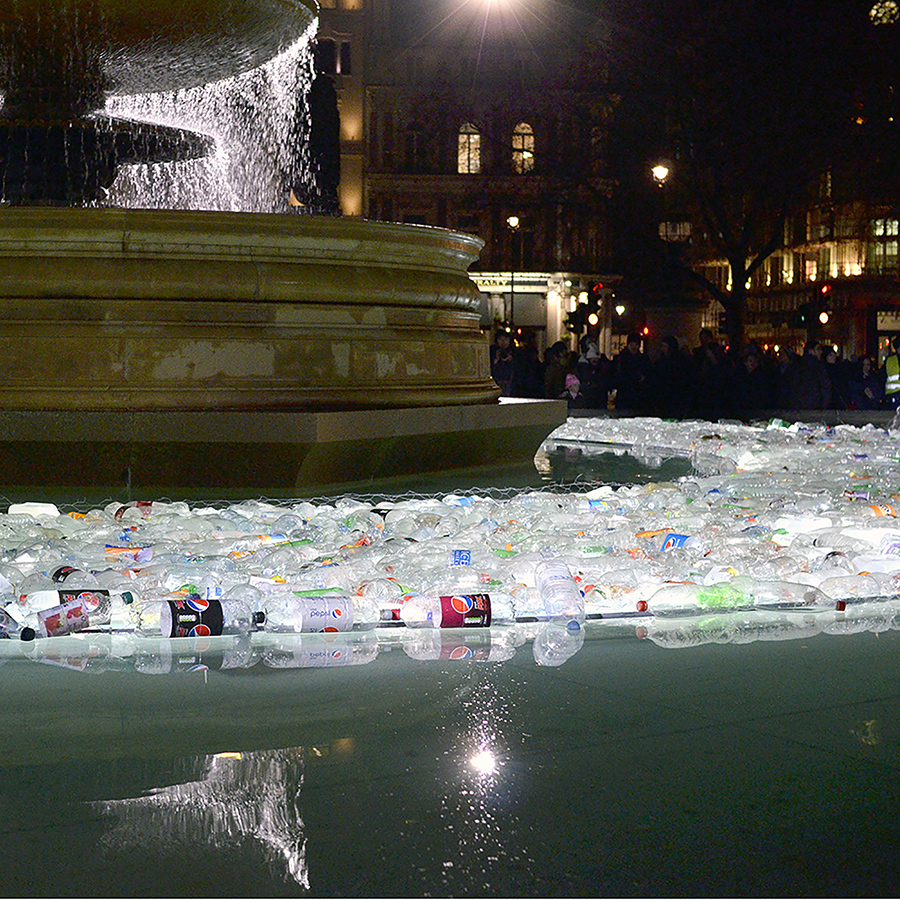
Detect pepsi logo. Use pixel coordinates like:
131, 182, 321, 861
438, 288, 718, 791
187, 598, 210, 613
450, 595, 474, 615
190, 624, 212, 637
449, 646, 473, 660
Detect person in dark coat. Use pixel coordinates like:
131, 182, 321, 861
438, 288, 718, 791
784, 340, 832, 409
510, 329, 545, 398
846, 355, 884, 410
560, 372, 588, 409
648, 334, 691, 418
613, 332, 651, 413
490, 329, 514, 396
576, 342, 611, 409
690, 328, 731, 418
731, 344, 774, 415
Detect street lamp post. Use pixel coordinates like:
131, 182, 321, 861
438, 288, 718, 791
507, 215, 520, 329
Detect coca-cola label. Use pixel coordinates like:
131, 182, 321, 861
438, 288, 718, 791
38, 598, 90, 637
302, 598, 353, 633
438, 594, 491, 628
166, 598, 225, 638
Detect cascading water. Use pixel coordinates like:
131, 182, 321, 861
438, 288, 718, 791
103, 23, 316, 214
0, 0, 501, 424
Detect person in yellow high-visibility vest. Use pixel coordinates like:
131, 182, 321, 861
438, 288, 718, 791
882, 336, 900, 409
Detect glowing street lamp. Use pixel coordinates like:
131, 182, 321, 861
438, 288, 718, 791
506, 215, 521, 327
651, 164, 670, 187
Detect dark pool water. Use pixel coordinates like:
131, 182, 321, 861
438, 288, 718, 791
2, 619, 899, 897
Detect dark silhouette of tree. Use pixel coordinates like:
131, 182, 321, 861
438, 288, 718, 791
606, 0, 876, 347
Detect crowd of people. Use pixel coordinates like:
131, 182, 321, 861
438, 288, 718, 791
490, 327, 898, 417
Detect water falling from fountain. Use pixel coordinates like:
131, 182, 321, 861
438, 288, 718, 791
103, 23, 316, 213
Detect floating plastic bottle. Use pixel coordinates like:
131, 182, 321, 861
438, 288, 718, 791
533, 550, 585, 628
18, 587, 138, 640
636, 578, 827, 617
134, 597, 254, 638
253, 594, 381, 633
399, 592, 499, 628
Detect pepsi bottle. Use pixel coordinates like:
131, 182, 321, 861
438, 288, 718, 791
134, 596, 253, 638
254, 594, 381, 633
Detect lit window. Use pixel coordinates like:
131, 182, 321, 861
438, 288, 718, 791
658, 221, 691, 242
872, 218, 899, 236
512, 122, 535, 174
458, 123, 481, 174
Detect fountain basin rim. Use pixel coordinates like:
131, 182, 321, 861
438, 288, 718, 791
0, 208, 485, 265
0, 207, 484, 256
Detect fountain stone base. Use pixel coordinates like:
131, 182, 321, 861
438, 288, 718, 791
0, 399, 566, 495
0, 208, 498, 411
0, 209, 564, 492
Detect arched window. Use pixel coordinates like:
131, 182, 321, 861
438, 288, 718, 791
512, 122, 534, 174
457, 123, 481, 174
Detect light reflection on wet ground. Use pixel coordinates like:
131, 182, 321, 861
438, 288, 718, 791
2, 620, 900, 897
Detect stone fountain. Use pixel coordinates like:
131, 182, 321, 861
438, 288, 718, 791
0, 0, 564, 495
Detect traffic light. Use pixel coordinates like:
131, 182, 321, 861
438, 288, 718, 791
565, 304, 585, 333
792, 303, 811, 328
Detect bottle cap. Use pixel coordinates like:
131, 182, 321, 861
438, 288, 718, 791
19, 627, 35, 642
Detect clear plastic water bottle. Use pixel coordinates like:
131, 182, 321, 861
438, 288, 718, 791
532, 621, 585, 666
533, 550, 585, 628
254, 594, 381, 633
51, 565, 101, 590
134, 597, 254, 638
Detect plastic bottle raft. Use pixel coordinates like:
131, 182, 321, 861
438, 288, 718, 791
4, 416, 900, 668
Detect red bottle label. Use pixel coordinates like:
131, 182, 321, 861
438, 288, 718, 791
438, 594, 491, 628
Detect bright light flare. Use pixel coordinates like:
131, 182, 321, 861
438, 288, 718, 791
651, 164, 670, 185
470, 749, 497, 775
